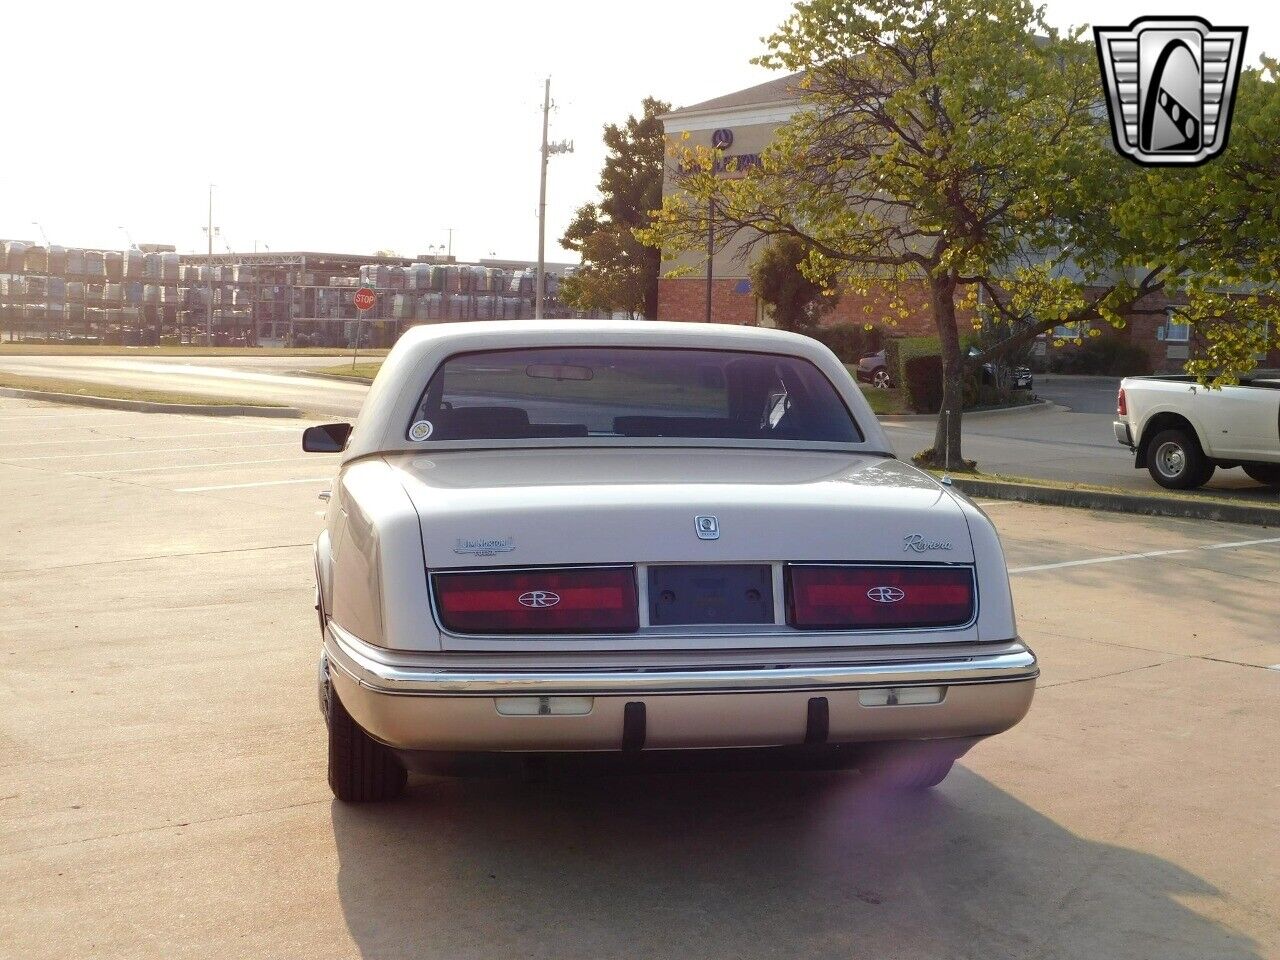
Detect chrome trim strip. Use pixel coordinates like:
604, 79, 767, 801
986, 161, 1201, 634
325, 623, 1037, 698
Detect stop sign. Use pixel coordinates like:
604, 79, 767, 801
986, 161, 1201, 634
353, 287, 376, 312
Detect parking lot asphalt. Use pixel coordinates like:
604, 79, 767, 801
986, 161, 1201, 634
1, 397, 1277, 960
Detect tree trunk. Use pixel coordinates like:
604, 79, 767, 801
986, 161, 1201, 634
929, 273, 965, 469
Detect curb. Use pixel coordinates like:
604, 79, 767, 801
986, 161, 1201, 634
0, 387, 302, 419
945, 475, 1280, 527
285, 370, 374, 385
880, 399, 1056, 423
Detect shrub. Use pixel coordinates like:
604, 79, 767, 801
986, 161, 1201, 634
884, 336, 940, 387
903, 354, 944, 413
1049, 336, 1153, 375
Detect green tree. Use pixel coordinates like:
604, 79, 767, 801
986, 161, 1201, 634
974, 57, 1280, 387
560, 97, 670, 320
750, 235, 840, 332
642, 0, 1280, 468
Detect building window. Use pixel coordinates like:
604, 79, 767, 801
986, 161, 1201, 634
1053, 319, 1086, 339
1163, 309, 1190, 342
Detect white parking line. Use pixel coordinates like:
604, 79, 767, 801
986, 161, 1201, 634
88, 456, 319, 476
176, 478, 331, 492
1201, 537, 1280, 550
1009, 536, 1280, 574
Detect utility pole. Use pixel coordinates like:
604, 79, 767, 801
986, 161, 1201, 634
535, 77, 573, 321
445, 227, 454, 260
205, 184, 214, 347
705, 199, 714, 323
535, 78, 551, 321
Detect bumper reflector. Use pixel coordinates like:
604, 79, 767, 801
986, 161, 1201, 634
494, 696, 594, 716
858, 686, 945, 707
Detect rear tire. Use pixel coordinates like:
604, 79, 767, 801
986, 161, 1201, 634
1243, 463, 1280, 486
1146, 428, 1214, 489
328, 685, 407, 803
871, 367, 893, 390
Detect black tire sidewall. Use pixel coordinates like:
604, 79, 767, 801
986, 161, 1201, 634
1147, 428, 1209, 489
1243, 463, 1280, 486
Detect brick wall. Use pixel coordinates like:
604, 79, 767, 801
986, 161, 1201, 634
656, 278, 758, 325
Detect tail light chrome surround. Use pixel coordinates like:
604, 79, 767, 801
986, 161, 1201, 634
786, 563, 978, 632
432, 564, 639, 635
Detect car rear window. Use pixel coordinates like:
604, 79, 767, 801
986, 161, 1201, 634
407, 347, 862, 444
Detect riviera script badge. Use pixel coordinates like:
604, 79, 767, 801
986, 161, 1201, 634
903, 534, 953, 553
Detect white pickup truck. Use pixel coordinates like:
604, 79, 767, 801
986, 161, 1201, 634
1114, 372, 1280, 489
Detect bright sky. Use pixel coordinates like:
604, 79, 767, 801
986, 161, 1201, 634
2, 1, 1274, 263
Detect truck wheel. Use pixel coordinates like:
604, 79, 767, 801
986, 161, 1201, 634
1147, 429, 1214, 489
1243, 463, 1280, 486
862, 749, 955, 790
328, 686, 407, 802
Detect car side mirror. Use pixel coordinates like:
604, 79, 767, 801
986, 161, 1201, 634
303, 422, 352, 452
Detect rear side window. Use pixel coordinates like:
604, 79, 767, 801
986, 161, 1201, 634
407, 347, 862, 444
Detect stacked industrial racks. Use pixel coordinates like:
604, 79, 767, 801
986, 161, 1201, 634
0, 240, 587, 347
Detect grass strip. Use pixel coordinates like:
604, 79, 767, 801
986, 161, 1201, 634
0, 344, 388, 358
0, 372, 285, 407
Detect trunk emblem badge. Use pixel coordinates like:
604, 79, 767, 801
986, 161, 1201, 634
454, 537, 515, 557
518, 591, 560, 608
867, 586, 906, 604
903, 534, 953, 553
695, 516, 720, 540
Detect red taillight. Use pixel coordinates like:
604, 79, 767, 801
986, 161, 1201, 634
787, 565, 975, 630
1117, 387, 1127, 416
434, 566, 639, 634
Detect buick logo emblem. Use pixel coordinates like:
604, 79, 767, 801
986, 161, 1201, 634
695, 515, 720, 540
867, 586, 906, 604
518, 590, 560, 608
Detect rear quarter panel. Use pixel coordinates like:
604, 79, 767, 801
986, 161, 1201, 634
328, 458, 432, 650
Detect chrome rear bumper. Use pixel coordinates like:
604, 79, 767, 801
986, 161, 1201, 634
323, 623, 1038, 752
1114, 419, 1133, 448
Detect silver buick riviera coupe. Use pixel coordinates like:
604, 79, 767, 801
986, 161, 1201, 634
304, 320, 1037, 802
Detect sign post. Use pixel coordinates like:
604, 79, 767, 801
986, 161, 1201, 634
351, 286, 376, 371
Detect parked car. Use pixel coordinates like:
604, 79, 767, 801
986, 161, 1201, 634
305, 320, 1038, 802
855, 349, 893, 388
859, 346, 1031, 393
1114, 372, 1280, 488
